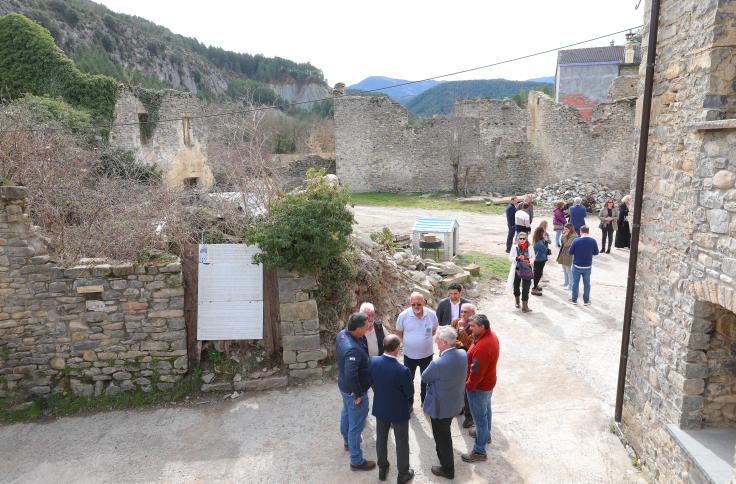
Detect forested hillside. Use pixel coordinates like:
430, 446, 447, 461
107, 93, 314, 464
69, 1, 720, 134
406, 79, 554, 116
0, 0, 328, 104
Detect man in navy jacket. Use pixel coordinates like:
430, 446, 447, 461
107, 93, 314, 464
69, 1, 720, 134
505, 196, 518, 253
569, 197, 587, 234
336, 312, 375, 471
435, 283, 469, 327
369, 334, 415, 482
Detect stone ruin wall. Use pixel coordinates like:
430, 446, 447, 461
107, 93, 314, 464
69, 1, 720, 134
621, 0, 736, 482
335, 89, 637, 195
0, 186, 188, 401
272, 153, 336, 190
110, 86, 214, 189
527, 91, 637, 190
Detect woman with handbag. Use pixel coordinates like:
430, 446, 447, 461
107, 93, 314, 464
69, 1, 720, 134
598, 199, 618, 254
557, 223, 578, 290
506, 231, 536, 313
552, 201, 566, 247
531, 225, 550, 296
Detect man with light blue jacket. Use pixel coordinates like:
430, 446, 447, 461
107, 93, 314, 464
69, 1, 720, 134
421, 326, 468, 480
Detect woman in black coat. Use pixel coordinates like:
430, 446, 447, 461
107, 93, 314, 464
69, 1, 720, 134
615, 195, 632, 249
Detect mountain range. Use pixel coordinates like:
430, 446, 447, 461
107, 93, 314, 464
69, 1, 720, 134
350, 76, 554, 116
0, 0, 329, 105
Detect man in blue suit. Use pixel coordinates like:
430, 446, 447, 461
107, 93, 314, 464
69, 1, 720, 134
422, 326, 468, 480
569, 197, 587, 234
370, 334, 415, 483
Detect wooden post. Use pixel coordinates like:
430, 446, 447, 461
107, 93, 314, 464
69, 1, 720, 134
262, 267, 281, 354
181, 244, 200, 369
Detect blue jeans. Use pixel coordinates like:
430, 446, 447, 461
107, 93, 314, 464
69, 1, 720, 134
562, 264, 572, 287
571, 265, 591, 302
340, 391, 369, 465
466, 389, 493, 455
555, 230, 562, 247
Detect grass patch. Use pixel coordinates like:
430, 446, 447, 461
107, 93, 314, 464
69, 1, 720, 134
349, 192, 504, 214
456, 251, 510, 280
0, 367, 203, 423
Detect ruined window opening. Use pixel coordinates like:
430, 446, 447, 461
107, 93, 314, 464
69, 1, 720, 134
138, 113, 150, 145
182, 114, 192, 147
184, 177, 199, 189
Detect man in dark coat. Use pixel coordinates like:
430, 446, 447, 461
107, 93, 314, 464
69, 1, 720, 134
505, 196, 518, 253
369, 334, 415, 483
435, 283, 469, 327
336, 312, 375, 471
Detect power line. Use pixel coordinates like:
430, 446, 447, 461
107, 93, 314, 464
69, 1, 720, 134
0, 25, 642, 134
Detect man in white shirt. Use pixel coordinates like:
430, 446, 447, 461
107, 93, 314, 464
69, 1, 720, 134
396, 291, 439, 406
515, 202, 531, 237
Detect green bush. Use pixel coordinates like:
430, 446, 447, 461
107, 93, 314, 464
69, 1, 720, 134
11, 95, 94, 139
245, 170, 354, 276
370, 227, 397, 253
95, 149, 162, 184
0, 13, 117, 127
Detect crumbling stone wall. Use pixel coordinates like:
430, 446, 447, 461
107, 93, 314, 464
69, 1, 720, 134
0, 186, 187, 402
273, 153, 336, 190
335, 89, 636, 194
527, 91, 637, 190
110, 85, 214, 189
621, 0, 736, 482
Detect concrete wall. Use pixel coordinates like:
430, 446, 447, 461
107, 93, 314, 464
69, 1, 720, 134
110, 86, 214, 189
335, 89, 636, 194
621, 0, 736, 482
0, 187, 187, 401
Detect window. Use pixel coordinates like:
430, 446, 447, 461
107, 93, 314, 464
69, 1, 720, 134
138, 113, 150, 145
184, 177, 198, 189
182, 114, 192, 147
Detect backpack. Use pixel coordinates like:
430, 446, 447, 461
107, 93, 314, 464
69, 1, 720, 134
515, 247, 534, 281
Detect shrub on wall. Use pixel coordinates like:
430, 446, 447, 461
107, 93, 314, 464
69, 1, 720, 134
0, 13, 117, 127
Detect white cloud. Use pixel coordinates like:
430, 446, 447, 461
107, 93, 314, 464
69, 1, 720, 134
96, 0, 644, 87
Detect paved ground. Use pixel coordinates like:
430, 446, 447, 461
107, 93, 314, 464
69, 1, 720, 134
0, 206, 644, 483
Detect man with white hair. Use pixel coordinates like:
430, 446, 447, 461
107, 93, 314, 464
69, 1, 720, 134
421, 326, 468, 479
396, 291, 439, 407
569, 197, 587, 234
360, 302, 386, 357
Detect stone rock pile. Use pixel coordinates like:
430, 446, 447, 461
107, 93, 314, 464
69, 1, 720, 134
534, 178, 627, 211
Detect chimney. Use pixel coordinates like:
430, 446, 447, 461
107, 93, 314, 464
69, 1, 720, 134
333, 82, 346, 96
624, 31, 639, 64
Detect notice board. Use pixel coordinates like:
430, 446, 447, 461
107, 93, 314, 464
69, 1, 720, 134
197, 244, 264, 340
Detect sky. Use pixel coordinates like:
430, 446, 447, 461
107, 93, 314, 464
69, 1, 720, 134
96, 0, 645, 87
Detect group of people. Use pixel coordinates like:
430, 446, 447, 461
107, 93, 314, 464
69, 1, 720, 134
505, 194, 633, 309
336, 284, 499, 482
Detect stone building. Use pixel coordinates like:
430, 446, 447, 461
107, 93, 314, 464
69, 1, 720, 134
334, 85, 638, 194
621, 0, 736, 482
110, 85, 215, 189
555, 36, 641, 121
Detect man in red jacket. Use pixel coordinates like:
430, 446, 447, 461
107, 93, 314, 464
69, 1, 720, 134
461, 314, 500, 463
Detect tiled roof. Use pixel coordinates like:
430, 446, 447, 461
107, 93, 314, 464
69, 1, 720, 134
557, 45, 641, 65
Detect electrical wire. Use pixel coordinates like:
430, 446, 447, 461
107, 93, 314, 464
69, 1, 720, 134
0, 25, 643, 134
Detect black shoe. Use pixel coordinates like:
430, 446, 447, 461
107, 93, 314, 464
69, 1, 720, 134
606, 249, 611, 253
397, 468, 414, 483
462, 418, 475, 428
379, 464, 389, 481
431, 465, 454, 479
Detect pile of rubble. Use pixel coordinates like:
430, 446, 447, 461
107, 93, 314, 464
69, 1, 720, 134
391, 249, 480, 300
534, 178, 627, 211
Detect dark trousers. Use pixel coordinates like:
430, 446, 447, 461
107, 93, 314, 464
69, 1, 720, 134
515, 225, 530, 236
601, 225, 614, 252
430, 417, 455, 475
463, 392, 473, 422
533, 260, 546, 289
513, 274, 531, 301
404, 354, 432, 404
376, 418, 410, 476
505, 225, 515, 252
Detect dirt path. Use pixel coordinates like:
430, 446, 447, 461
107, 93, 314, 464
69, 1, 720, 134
0, 206, 643, 483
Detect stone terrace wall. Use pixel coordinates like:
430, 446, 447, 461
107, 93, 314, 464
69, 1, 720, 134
0, 186, 187, 401
278, 270, 328, 381
527, 91, 637, 190
621, 0, 736, 482
110, 85, 214, 189
273, 153, 336, 190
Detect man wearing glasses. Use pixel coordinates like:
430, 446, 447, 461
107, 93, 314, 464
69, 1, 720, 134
395, 292, 439, 408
